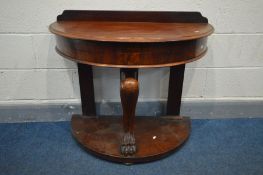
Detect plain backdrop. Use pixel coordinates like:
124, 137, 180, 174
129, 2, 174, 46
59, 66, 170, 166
0, 0, 263, 106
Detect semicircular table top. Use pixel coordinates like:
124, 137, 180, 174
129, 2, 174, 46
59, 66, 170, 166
49, 21, 214, 43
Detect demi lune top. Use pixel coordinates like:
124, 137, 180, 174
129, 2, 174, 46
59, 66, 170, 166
50, 21, 213, 43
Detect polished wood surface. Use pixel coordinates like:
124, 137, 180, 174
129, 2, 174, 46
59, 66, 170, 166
55, 37, 207, 68
120, 69, 139, 156
50, 21, 213, 42
71, 115, 190, 163
50, 10, 214, 163
50, 10, 213, 68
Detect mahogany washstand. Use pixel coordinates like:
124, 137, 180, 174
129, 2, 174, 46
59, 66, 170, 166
49, 10, 214, 163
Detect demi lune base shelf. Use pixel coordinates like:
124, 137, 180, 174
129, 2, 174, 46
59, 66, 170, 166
71, 115, 190, 163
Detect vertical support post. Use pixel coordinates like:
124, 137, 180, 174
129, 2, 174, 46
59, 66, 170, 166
166, 64, 185, 115
77, 63, 96, 116
120, 68, 139, 156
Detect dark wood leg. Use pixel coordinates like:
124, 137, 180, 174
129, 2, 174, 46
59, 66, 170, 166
77, 63, 96, 116
120, 68, 139, 156
167, 64, 185, 115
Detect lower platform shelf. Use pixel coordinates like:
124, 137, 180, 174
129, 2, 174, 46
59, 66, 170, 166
71, 115, 190, 163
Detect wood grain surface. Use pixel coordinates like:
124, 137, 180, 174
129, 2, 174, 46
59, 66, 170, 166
71, 115, 190, 163
50, 10, 213, 68
50, 21, 213, 42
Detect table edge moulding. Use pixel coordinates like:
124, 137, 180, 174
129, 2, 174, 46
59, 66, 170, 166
49, 10, 214, 164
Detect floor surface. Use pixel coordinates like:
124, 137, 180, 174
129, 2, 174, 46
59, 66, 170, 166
0, 118, 263, 175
